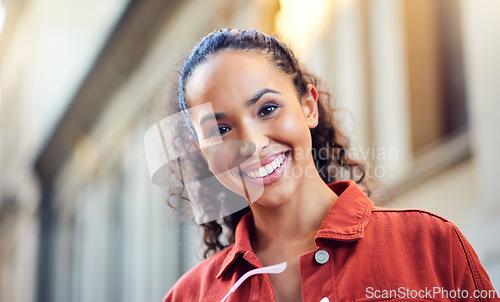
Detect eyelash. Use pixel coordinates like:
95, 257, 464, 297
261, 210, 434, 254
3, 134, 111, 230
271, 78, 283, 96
257, 103, 280, 118
208, 125, 230, 138
206, 103, 281, 138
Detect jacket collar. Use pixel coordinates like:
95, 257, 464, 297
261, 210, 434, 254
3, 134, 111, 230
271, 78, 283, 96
216, 211, 256, 278
314, 180, 373, 244
216, 180, 373, 279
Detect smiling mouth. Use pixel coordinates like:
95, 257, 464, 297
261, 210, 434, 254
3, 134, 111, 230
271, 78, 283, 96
244, 152, 288, 178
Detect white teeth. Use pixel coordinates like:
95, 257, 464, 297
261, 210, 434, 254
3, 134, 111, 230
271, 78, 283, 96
245, 153, 287, 178
271, 161, 278, 169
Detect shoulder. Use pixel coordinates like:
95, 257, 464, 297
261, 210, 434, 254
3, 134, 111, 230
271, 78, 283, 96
369, 207, 497, 294
365, 206, 464, 255
365, 207, 462, 267
369, 207, 488, 277
372, 205, 451, 221
162, 245, 235, 302
370, 206, 456, 234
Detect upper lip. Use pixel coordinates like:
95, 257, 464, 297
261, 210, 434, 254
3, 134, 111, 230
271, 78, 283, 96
239, 151, 287, 174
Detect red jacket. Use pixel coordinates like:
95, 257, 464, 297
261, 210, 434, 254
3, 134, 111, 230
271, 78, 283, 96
164, 180, 499, 301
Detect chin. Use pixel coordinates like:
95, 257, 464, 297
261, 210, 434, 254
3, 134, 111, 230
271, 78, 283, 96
253, 200, 286, 209
252, 189, 294, 208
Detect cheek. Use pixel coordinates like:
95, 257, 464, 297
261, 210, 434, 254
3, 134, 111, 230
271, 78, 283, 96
201, 141, 250, 173
201, 144, 230, 172
275, 110, 312, 146
202, 145, 262, 200
201, 145, 238, 188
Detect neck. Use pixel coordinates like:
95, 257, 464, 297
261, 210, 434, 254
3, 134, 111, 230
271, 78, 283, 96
249, 170, 338, 254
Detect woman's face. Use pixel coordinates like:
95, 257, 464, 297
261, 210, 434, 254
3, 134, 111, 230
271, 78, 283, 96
185, 50, 319, 208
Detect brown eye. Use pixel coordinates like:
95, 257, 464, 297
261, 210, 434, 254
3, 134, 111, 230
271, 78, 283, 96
208, 125, 231, 137
257, 104, 279, 118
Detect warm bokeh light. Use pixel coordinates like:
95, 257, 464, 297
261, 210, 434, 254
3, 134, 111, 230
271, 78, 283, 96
0, 1, 5, 35
275, 0, 334, 56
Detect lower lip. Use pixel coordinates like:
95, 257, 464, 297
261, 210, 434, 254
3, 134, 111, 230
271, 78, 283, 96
245, 151, 289, 186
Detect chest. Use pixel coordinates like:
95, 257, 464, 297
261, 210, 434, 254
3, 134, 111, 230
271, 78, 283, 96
251, 247, 333, 302
221, 240, 452, 302
267, 257, 302, 302
255, 243, 316, 302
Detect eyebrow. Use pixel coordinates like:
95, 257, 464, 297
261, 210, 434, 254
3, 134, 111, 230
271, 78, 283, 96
200, 112, 226, 126
199, 88, 280, 126
246, 88, 280, 107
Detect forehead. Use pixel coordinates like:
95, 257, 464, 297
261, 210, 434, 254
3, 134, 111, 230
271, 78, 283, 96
185, 50, 293, 108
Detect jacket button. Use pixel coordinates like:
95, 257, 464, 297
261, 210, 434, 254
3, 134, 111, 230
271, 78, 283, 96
315, 249, 329, 264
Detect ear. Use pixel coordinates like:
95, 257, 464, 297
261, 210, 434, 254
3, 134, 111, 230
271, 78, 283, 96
301, 84, 319, 129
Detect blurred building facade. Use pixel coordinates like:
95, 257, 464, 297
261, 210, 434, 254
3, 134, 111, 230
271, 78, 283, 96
0, 0, 499, 302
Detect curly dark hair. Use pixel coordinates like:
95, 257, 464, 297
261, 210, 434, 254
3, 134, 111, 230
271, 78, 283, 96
162, 28, 386, 258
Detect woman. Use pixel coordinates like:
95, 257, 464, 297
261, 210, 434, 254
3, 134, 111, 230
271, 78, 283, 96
159, 29, 498, 301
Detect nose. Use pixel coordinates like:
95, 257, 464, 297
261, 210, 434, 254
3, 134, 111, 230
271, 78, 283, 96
237, 124, 269, 158
239, 140, 254, 157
